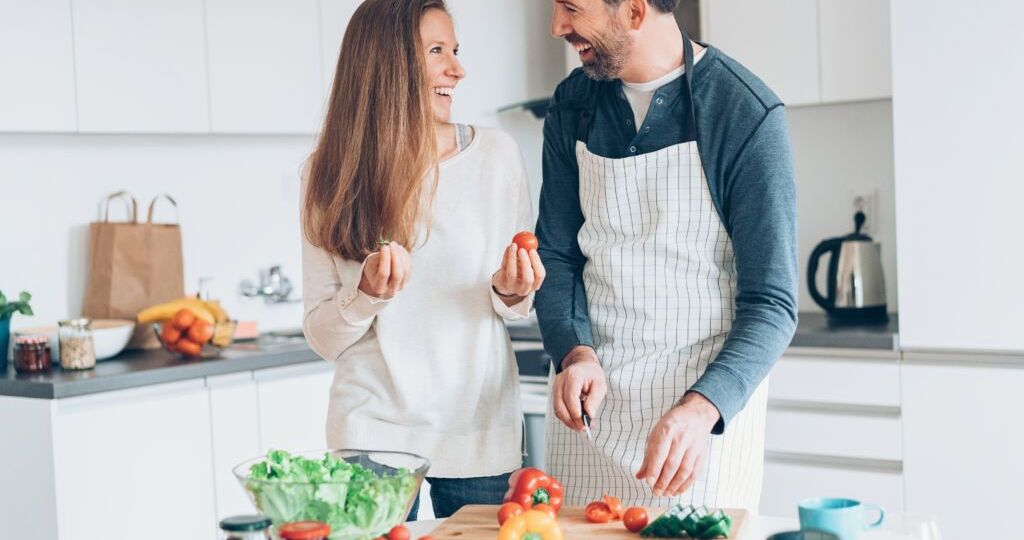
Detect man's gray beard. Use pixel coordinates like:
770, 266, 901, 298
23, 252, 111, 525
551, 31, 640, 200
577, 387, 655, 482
581, 21, 631, 81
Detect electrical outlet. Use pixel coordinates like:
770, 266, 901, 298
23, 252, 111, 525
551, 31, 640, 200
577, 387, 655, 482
849, 188, 880, 235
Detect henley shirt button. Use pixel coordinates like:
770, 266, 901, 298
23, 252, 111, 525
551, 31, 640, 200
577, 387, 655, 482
656, 97, 665, 105
626, 119, 632, 126
629, 145, 637, 153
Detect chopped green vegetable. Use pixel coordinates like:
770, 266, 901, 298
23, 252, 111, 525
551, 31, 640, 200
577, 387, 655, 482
640, 504, 732, 539
245, 450, 417, 540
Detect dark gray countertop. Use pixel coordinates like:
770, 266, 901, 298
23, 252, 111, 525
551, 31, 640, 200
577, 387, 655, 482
508, 312, 899, 351
0, 338, 319, 400
2, 312, 897, 400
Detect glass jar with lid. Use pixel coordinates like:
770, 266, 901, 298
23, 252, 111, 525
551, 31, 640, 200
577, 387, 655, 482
14, 335, 52, 373
218, 514, 272, 540
58, 318, 96, 370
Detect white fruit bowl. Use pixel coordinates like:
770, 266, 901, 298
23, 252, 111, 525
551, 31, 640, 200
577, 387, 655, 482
92, 319, 135, 359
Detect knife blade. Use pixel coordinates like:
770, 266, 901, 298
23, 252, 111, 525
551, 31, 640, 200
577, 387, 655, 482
581, 399, 593, 441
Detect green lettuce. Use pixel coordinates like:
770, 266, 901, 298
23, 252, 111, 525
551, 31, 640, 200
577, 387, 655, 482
245, 450, 417, 540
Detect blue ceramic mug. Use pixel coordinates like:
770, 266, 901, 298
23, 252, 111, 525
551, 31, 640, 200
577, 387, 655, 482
798, 498, 885, 540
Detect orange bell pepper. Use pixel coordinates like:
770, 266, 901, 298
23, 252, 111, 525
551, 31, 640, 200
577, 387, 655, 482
503, 468, 564, 512
497, 510, 563, 540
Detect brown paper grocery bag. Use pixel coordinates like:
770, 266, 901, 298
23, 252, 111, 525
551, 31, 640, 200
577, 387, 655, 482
83, 192, 185, 349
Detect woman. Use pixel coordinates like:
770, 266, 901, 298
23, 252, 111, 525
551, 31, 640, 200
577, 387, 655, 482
301, 0, 544, 519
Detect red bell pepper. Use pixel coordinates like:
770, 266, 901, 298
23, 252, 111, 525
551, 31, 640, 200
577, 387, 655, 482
503, 468, 564, 512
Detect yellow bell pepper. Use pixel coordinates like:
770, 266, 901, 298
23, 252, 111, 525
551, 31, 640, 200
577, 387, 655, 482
497, 509, 563, 540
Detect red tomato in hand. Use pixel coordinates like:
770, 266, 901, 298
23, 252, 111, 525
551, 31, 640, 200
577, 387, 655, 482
585, 501, 616, 523
387, 525, 410, 540
497, 502, 525, 525
623, 507, 649, 532
512, 231, 539, 252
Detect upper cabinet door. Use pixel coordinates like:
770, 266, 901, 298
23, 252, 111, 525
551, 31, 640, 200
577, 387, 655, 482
818, 0, 892, 102
0, 0, 77, 132
72, 0, 209, 133
704, 0, 821, 106
206, 0, 323, 134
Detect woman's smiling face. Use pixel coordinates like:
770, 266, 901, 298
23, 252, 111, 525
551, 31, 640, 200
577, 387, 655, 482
421, 8, 465, 123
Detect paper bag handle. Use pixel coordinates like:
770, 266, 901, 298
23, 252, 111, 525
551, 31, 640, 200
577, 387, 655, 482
101, 191, 139, 223
146, 194, 179, 224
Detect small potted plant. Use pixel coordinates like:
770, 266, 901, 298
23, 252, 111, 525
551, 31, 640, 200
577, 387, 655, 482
1, 291, 33, 366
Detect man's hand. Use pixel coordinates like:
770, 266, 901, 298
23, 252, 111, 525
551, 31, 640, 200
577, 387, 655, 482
551, 346, 607, 431
358, 243, 411, 300
636, 392, 721, 497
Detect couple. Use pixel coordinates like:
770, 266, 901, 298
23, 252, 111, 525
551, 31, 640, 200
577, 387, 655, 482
301, 0, 797, 520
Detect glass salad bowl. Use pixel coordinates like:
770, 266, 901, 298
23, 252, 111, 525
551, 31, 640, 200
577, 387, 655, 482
233, 449, 429, 540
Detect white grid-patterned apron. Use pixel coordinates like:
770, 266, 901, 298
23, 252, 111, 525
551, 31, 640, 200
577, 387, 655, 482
543, 135, 769, 511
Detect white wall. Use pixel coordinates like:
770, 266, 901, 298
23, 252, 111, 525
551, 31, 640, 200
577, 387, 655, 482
0, 134, 314, 332
786, 100, 898, 314
0, 1, 566, 334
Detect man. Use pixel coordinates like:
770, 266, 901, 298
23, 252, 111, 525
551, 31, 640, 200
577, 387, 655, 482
535, 0, 798, 510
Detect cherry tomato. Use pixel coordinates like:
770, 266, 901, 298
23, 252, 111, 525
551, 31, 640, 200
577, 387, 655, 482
387, 525, 410, 540
603, 493, 625, 519
623, 507, 649, 532
171, 308, 196, 330
497, 502, 525, 525
187, 319, 214, 344
176, 338, 202, 358
532, 503, 557, 519
512, 231, 539, 252
585, 501, 616, 523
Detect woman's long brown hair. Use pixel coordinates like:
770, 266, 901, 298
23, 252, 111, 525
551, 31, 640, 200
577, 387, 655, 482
304, 0, 447, 260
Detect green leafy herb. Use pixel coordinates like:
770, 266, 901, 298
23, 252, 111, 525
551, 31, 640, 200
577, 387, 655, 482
0, 290, 33, 319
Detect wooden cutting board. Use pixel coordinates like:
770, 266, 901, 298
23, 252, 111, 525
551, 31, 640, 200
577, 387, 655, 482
429, 505, 747, 540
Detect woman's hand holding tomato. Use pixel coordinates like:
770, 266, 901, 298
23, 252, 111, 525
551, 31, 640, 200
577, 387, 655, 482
492, 232, 545, 305
359, 242, 412, 300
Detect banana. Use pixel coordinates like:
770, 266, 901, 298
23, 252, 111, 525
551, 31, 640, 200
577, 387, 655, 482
137, 297, 216, 325
201, 299, 230, 323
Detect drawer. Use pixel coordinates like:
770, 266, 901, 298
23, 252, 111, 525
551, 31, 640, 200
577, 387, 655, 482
770, 355, 900, 406
766, 407, 902, 461
761, 458, 904, 518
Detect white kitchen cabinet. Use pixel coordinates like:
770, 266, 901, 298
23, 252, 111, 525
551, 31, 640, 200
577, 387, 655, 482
319, 0, 363, 99
762, 458, 903, 518
891, 0, 1024, 352
72, 0, 209, 132
818, 0, 891, 103
205, 0, 324, 134
255, 361, 334, 451
0, 0, 77, 132
702, 0, 821, 106
762, 349, 904, 517
52, 380, 217, 540
901, 357, 1024, 539
207, 372, 262, 521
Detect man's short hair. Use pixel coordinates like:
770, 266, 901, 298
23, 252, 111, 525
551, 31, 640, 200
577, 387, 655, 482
603, 0, 679, 14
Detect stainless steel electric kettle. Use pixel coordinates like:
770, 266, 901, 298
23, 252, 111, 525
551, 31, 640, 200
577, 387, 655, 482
807, 211, 888, 325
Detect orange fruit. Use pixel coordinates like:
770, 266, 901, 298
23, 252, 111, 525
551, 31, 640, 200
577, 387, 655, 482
187, 319, 214, 344
171, 308, 196, 330
176, 338, 202, 358
160, 324, 182, 346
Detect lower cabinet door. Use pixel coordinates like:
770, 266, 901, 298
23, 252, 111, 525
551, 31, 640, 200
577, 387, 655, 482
52, 380, 217, 540
255, 362, 334, 452
761, 456, 904, 519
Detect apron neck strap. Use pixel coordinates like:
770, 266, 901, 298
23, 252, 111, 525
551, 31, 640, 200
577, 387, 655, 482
682, 32, 697, 132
